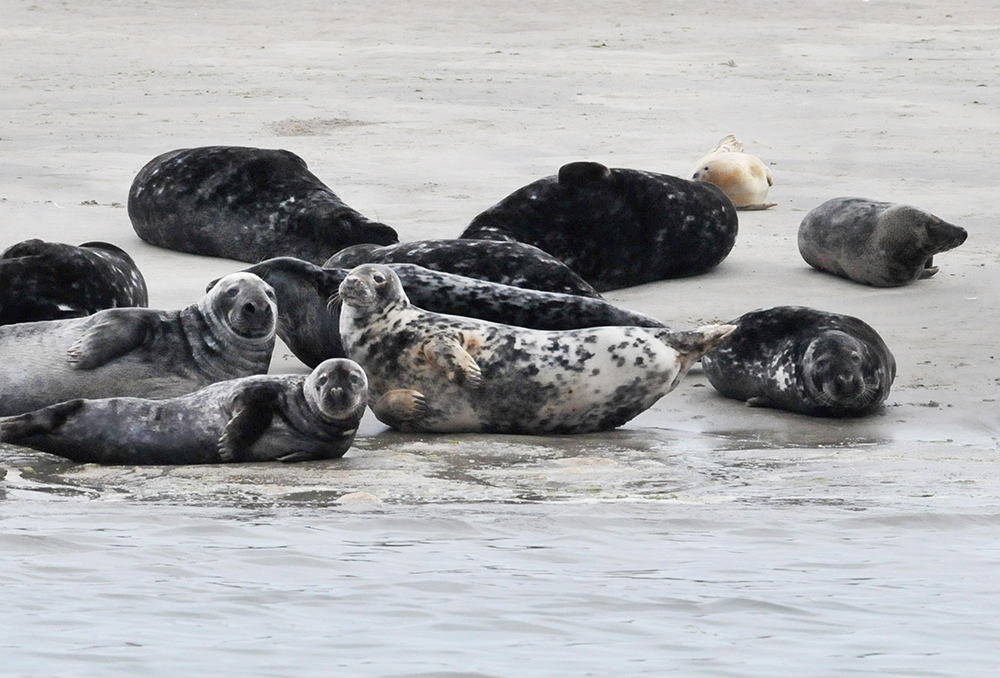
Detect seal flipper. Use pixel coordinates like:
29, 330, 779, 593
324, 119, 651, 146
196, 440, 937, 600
371, 389, 427, 430
67, 310, 157, 369
921, 257, 939, 279
423, 333, 482, 388
0, 400, 85, 442
557, 161, 612, 186
217, 384, 279, 462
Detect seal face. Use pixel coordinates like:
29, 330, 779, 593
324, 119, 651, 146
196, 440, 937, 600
458, 161, 738, 291
0, 272, 277, 416
797, 197, 968, 287
701, 306, 896, 417
0, 359, 368, 465
338, 264, 734, 434
690, 134, 775, 210
0, 240, 148, 325
128, 146, 399, 264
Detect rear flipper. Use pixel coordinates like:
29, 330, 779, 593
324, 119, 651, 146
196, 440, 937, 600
0, 400, 85, 443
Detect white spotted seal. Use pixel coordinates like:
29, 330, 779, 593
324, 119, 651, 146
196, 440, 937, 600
338, 264, 735, 434
128, 146, 398, 264
701, 306, 896, 417
0, 359, 367, 465
0, 240, 148, 325
690, 134, 776, 210
798, 197, 968, 287
0, 272, 276, 416
458, 161, 738, 291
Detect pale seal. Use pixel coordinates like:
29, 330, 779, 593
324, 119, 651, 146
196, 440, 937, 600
701, 306, 896, 417
338, 264, 735, 434
797, 197, 968, 287
690, 134, 776, 210
458, 161, 738, 291
0, 359, 367, 465
0, 240, 148, 325
0, 272, 276, 416
128, 146, 399, 264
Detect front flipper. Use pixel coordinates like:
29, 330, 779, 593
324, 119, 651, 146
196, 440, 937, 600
371, 389, 427, 430
423, 333, 482, 388
218, 384, 280, 462
737, 202, 777, 211
67, 310, 157, 370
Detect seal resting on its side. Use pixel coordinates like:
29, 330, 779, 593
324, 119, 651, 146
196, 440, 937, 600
701, 306, 896, 417
338, 264, 735, 434
0, 359, 367, 465
690, 134, 776, 210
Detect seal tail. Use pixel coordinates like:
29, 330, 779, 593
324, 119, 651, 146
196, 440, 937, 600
653, 324, 737, 368
0, 400, 86, 443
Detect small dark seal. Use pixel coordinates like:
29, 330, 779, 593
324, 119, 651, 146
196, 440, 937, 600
0, 359, 367, 465
797, 197, 968, 287
0, 240, 148, 325
128, 146, 399, 263
701, 306, 896, 417
458, 161, 739, 291
338, 264, 734, 434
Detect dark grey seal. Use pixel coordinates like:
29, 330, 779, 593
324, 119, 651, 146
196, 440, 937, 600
128, 146, 399, 263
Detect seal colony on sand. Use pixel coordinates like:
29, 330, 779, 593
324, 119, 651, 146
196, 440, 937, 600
701, 306, 896, 417
128, 146, 399, 264
338, 264, 735, 434
324, 239, 600, 297
0, 240, 148, 325
0, 272, 276, 417
0, 359, 368, 465
690, 134, 776, 210
797, 197, 968, 287
458, 161, 738, 291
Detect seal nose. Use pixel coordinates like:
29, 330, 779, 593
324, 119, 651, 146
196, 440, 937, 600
835, 373, 861, 396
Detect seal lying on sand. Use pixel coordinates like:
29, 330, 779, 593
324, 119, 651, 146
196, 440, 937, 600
0, 272, 276, 416
338, 264, 734, 434
702, 306, 896, 417
797, 197, 968, 287
0, 359, 367, 465
458, 161, 738, 291
0, 240, 147, 325
690, 134, 776, 210
128, 146, 398, 263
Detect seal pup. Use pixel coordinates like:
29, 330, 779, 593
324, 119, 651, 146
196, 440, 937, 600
0, 359, 367, 465
338, 264, 735, 434
701, 306, 896, 417
0, 240, 148, 325
325, 239, 599, 297
797, 197, 968, 287
128, 146, 398, 264
458, 161, 738, 291
219, 257, 666, 367
690, 134, 776, 210
0, 272, 276, 416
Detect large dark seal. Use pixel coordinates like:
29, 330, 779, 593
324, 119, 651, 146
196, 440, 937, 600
0, 272, 276, 416
324, 239, 599, 297
797, 197, 968, 287
701, 306, 896, 417
0, 240, 148, 325
458, 161, 739, 291
338, 264, 734, 434
0, 359, 367, 465
218, 257, 666, 367
128, 146, 399, 263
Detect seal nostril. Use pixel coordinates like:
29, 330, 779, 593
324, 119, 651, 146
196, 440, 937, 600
243, 302, 256, 315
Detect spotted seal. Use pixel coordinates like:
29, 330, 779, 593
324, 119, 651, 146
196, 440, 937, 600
690, 134, 776, 210
0, 240, 148, 325
701, 306, 896, 417
798, 197, 968, 287
0, 272, 276, 416
128, 146, 399, 263
458, 161, 738, 291
0, 359, 367, 465
337, 264, 734, 434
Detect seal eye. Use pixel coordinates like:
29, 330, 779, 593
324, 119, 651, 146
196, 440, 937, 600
372, 273, 386, 285
226, 287, 240, 298
317, 375, 329, 386
348, 372, 363, 385
265, 290, 276, 301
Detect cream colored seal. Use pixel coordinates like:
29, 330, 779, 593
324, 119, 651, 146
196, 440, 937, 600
690, 134, 775, 210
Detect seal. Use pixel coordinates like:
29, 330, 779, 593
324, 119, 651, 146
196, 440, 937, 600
324, 239, 599, 297
0, 358, 367, 465
690, 134, 776, 210
458, 161, 738, 291
337, 264, 735, 434
0, 240, 148, 325
797, 197, 968, 287
701, 306, 896, 417
128, 146, 399, 264
219, 257, 666, 367
0, 272, 276, 417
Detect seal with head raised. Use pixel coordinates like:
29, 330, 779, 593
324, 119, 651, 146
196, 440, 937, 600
337, 264, 734, 434
0, 272, 276, 416
128, 146, 399, 264
0, 240, 148, 325
0, 358, 367, 465
701, 306, 896, 417
458, 161, 738, 291
797, 197, 968, 287
690, 134, 776, 210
